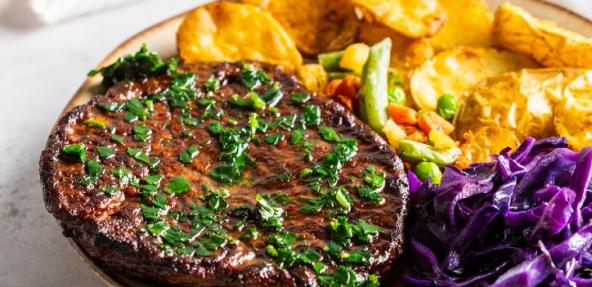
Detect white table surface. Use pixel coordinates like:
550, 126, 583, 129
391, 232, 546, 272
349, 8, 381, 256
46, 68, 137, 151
0, 1, 201, 286
0, 1, 590, 287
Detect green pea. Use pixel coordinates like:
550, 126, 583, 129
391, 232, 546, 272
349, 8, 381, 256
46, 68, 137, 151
436, 94, 458, 120
388, 86, 406, 105
413, 162, 442, 184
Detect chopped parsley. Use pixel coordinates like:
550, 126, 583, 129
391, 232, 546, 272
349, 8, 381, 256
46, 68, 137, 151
357, 166, 385, 204
204, 76, 221, 91
133, 124, 152, 142
255, 194, 284, 230
96, 146, 114, 159
127, 147, 150, 164
202, 186, 229, 211
317, 266, 379, 287
111, 135, 125, 144
164, 176, 191, 194
208, 121, 253, 183
98, 102, 125, 112
84, 118, 105, 128
264, 133, 284, 145
178, 145, 199, 164
240, 62, 271, 90
240, 227, 259, 240
300, 139, 358, 190
279, 171, 292, 182
88, 44, 171, 87
161, 72, 198, 109
301, 104, 322, 126
299, 187, 352, 214
61, 143, 87, 162
319, 126, 344, 142
272, 192, 292, 205
81, 159, 103, 186
290, 92, 310, 104
329, 216, 382, 247
228, 92, 266, 110
261, 82, 283, 107
125, 98, 149, 122
101, 186, 120, 195
111, 165, 139, 186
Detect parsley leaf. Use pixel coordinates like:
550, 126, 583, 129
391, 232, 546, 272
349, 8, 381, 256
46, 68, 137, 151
164, 176, 191, 194
96, 146, 114, 159
127, 147, 151, 164
290, 92, 310, 104
255, 194, 284, 229
84, 118, 105, 128
204, 76, 221, 91
111, 135, 125, 144
318, 126, 343, 142
178, 145, 199, 164
301, 104, 322, 126
265, 133, 284, 145
88, 44, 170, 87
240, 62, 271, 90
61, 143, 87, 162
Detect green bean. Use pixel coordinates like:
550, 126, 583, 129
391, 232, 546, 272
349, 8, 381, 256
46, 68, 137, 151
398, 140, 461, 166
318, 50, 344, 72
414, 162, 443, 184
358, 38, 391, 134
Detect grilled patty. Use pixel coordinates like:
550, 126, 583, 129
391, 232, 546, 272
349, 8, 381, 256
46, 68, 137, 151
40, 62, 408, 286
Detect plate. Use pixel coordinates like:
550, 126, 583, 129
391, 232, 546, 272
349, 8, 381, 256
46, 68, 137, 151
56, 0, 592, 286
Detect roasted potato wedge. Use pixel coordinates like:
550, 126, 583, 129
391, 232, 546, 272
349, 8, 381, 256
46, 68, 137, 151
410, 47, 537, 111
494, 3, 592, 68
350, 0, 446, 38
177, 2, 302, 71
456, 125, 521, 168
456, 69, 591, 140
298, 64, 329, 93
358, 22, 433, 71
241, 0, 358, 55
429, 0, 494, 51
554, 71, 592, 151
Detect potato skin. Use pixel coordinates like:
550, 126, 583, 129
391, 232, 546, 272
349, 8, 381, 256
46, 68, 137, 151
494, 3, 592, 68
177, 2, 302, 72
409, 47, 537, 111
456, 69, 592, 151
241, 0, 359, 55
349, 0, 446, 39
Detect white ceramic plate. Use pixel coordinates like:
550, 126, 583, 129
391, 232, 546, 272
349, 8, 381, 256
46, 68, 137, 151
56, 1, 592, 286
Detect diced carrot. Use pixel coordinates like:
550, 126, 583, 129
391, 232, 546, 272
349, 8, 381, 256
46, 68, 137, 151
417, 111, 454, 135
324, 79, 342, 97
387, 104, 418, 125
402, 125, 427, 143
335, 75, 361, 99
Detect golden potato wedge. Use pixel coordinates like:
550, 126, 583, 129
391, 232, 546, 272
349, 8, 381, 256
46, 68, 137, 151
494, 3, 592, 68
455, 68, 591, 140
177, 2, 302, 71
456, 125, 521, 168
358, 22, 433, 71
350, 0, 446, 38
241, 0, 358, 55
429, 0, 494, 51
410, 47, 537, 111
554, 71, 592, 151
298, 64, 328, 93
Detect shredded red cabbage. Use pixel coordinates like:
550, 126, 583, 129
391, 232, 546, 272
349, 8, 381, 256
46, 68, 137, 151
403, 137, 592, 286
